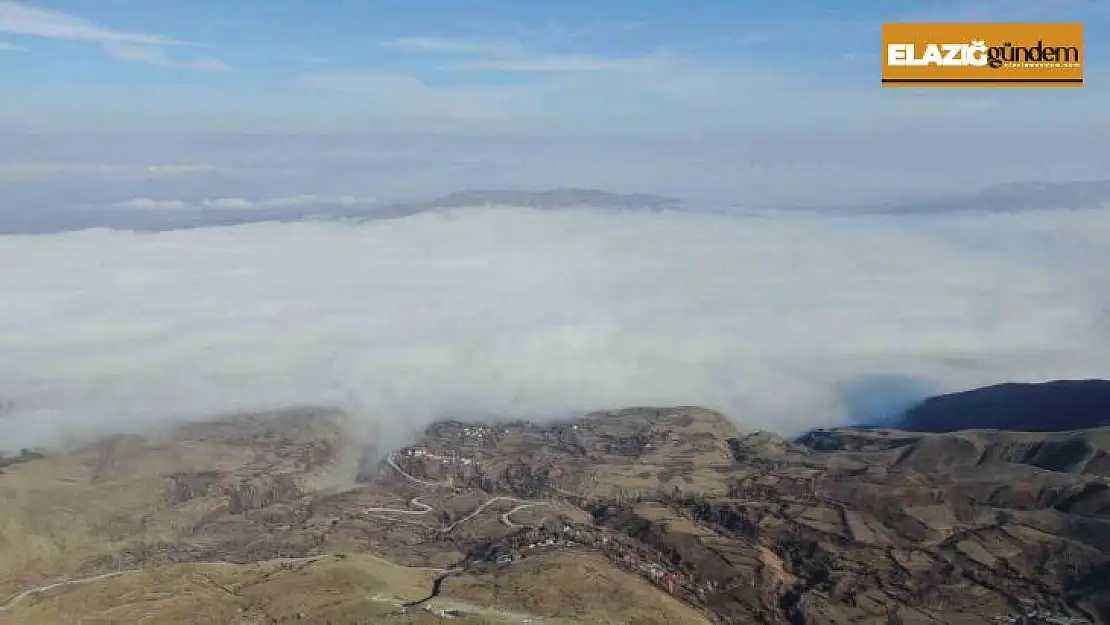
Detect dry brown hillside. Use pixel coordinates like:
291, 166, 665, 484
2, 407, 1108, 624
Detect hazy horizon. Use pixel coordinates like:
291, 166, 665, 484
2, 1, 1108, 451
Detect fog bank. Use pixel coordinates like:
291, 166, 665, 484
2, 205, 1109, 449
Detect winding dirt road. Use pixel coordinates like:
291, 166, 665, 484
362, 495, 433, 516
0, 557, 332, 613
386, 452, 454, 488
0, 571, 133, 613
385, 452, 549, 533
500, 502, 549, 529
1, 451, 549, 615
443, 496, 529, 533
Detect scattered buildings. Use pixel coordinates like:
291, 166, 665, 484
990, 598, 1092, 625
459, 519, 709, 605
399, 446, 477, 467
425, 605, 462, 619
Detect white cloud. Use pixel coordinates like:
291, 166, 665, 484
0, 2, 229, 70
0, 1, 189, 46
441, 52, 671, 73
1, 206, 1108, 450
112, 195, 376, 211
380, 36, 525, 56
101, 42, 171, 65
299, 73, 536, 122
0, 41, 28, 52
142, 164, 218, 175
101, 43, 229, 71
383, 33, 672, 74
201, 195, 372, 209
5, 131, 1108, 213
184, 56, 231, 71
290, 55, 329, 66
113, 198, 192, 210
295, 58, 1090, 135
900, 0, 1098, 21
0, 162, 218, 184
201, 197, 255, 210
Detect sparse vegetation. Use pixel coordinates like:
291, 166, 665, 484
3, 407, 1110, 624
0, 448, 44, 473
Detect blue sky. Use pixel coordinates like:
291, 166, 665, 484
3, 2, 1110, 455
0, 0, 1106, 133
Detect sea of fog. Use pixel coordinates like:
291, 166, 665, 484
2, 205, 1109, 450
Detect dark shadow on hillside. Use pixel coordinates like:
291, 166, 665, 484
899, 379, 1110, 433
835, 374, 941, 427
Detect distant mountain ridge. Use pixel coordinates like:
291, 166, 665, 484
896, 379, 1110, 433
0, 188, 685, 235
410, 188, 682, 211
6, 179, 1109, 235
880, 179, 1110, 214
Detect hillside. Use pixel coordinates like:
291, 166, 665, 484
2, 407, 1108, 624
899, 380, 1110, 433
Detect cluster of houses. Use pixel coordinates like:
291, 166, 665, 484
398, 446, 478, 467
538, 421, 679, 459
617, 552, 682, 593
464, 519, 719, 607
991, 598, 1093, 624
993, 612, 1091, 624
606, 541, 721, 603
426, 421, 498, 442
470, 524, 592, 568
418, 605, 463, 620
458, 425, 493, 439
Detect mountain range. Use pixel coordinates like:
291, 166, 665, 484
2, 379, 1110, 623
898, 380, 1110, 433
3, 179, 1109, 235
878, 180, 1110, 215
0, 188, 684, 235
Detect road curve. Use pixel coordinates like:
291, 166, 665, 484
0, 557, 328, 613
0, 571, 133, 612
384, 453, 550, 533
500, 503, 549, 528
1, 448, 551, 617
386, 453, 455, 488
362, 496, 433, 516
443, 496, 534, 533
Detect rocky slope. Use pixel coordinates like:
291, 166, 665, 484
2, 406, 1108, 624
898, 380, 1110, 433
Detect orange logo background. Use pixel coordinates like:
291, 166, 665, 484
881, 22, 1083, 87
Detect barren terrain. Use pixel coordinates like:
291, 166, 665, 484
2, 406, 1108, 624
